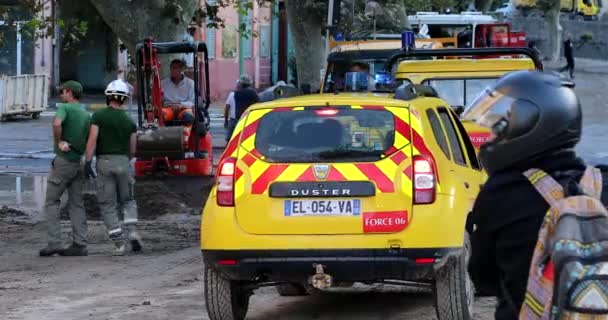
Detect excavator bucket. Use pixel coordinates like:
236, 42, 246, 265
136, 127, 184, 159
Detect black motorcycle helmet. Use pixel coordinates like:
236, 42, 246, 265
462, 71, 581, 174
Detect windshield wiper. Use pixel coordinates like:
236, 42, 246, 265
318, 149, 384, 159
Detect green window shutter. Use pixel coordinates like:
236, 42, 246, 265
243, 9, 253, 59
259, 25, 270, 58
206, 28, 216, 59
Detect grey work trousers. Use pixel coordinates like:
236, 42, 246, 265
96, 155, 138, 242
45, 156, 88, 249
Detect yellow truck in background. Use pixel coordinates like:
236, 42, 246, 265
514, 0, 601, 20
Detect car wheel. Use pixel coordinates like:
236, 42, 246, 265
204, 265, 250, 320
32, 112, 41, 119
276, 283, 308, 296
434, 232, 474, 320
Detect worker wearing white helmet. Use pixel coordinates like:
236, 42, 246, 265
84, 79, 142, 256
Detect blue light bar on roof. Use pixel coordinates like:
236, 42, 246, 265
401, 31, 415, 50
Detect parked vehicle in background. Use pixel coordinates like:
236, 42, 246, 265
514, 0, 601, 20
0, 74, 49, 121
407, 12, 527, 48
493, 2, 517, 17
392, 54, 540, 151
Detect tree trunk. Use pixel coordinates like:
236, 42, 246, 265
89, 0, 197, 59
544, 0, 562, 61
395, 0, 410, 30
474, 0, 494, 12
285, 0, 325, 91
600, 0, 608, 20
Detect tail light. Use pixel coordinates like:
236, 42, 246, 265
217, 157, 236, 207
415, 258, 436, 264
413, 155, 436, 205
315, 108, 339, 116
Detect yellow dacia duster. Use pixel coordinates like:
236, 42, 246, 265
201, 85, 486, 319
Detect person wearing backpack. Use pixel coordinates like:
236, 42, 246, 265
462, 70, 608, 320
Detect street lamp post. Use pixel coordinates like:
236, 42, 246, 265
238, 0, 245, 76
325, 0, 335, 59
16, 22, 22, 75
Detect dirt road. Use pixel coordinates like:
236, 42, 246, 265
0, 220, 496, 320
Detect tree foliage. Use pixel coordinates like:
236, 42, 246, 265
0, 0, 88, 52
474, 0, 494, 12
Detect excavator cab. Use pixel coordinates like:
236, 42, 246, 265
133, 38, 213, 177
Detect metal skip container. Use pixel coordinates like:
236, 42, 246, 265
0, 74, 49, 121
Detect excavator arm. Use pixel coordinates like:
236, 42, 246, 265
140, 38, 164, 126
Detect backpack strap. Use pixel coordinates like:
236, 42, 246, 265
524, 168, 565, 209
579, 165, 603, 200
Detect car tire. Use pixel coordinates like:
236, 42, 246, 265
276, 283, 308, 296
32, 112, 41, 119
433, 232, 474, 320
204, 265, 250, 320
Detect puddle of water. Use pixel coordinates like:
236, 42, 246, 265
0, 152, 55, 160
0, 174, 47, 220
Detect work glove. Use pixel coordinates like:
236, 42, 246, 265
84, 160, 96, 179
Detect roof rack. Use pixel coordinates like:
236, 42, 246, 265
384, 47, 543, 73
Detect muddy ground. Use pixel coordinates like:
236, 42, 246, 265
1, 59, 607, 319
0, 216, 496, 320
0, 193, 498, 320
62, 176, 215, 221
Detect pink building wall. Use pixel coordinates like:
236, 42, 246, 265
200, 2, 272, 102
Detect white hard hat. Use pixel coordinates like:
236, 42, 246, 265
105, 79, 130, 98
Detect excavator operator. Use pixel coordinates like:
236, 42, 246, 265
161, 58, 195, 148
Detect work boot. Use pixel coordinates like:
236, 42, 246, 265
59, 242, 88, 256
39, 246, 64, 257
128, 231, 143, 253
113, 241, 126, 256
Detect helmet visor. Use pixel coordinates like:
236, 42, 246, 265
461, 87, 516, 129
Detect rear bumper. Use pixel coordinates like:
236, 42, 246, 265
202, 248, 459, 283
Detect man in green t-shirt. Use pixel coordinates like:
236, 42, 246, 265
85, 79, 141, 256
40, 80, 90, 257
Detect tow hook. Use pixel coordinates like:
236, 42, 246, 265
310, 264, 333, 290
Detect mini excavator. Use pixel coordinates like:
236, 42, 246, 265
133, 38, 213, 176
